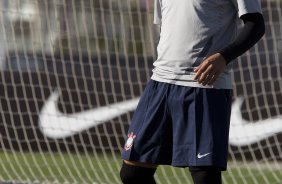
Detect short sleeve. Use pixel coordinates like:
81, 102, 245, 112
154, 0, 162, 24
235, 0, 262, 17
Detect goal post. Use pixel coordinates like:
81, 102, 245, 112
0, 0, 282, 184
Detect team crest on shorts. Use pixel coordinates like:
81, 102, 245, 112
124, 132, 136, 151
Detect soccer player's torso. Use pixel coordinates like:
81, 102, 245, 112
152, 0, 238, 88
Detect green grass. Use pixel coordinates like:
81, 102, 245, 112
1, 151, 282, 184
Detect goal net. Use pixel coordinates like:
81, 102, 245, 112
0, 0, 281, 184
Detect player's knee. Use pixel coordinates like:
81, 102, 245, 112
120, 161, 157, 184
189, 166, 222, 184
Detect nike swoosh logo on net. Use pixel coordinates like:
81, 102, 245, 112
39, 91, 282, 144
38, 90, 139, 139
229, 97, 282, 146
197, 153, 211, 159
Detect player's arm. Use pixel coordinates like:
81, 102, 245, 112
194, 13, 265, 86
219, 13, 265, 65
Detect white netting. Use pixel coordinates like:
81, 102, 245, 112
0, 0, 282, 184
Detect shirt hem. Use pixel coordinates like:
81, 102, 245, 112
151, 75, 233, 89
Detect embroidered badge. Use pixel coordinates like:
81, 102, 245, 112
124, 132, 136, 151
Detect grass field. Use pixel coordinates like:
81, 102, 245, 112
1, 151, 282, 184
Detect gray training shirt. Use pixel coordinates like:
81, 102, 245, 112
152, 0, 262, 89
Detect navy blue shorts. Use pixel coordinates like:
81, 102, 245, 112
121, 80, 232, 170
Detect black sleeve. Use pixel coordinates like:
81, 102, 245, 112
219, 13, 265, 65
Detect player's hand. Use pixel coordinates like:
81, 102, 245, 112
193, 53, 227, 86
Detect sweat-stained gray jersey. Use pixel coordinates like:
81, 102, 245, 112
152, 0, 262, 89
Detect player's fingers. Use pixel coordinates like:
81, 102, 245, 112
202, 74, 213, 86
194, 61, 210, 80
193, 65, 203, 80
195, 67, 208, 81
206, 75, 218, 85
198, 72, 210, 84
206, 70, 221, 85
202, 69, 218, 85
194, 67, 199, 72
198, 65, 214, 83
194, 62, 204, 72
